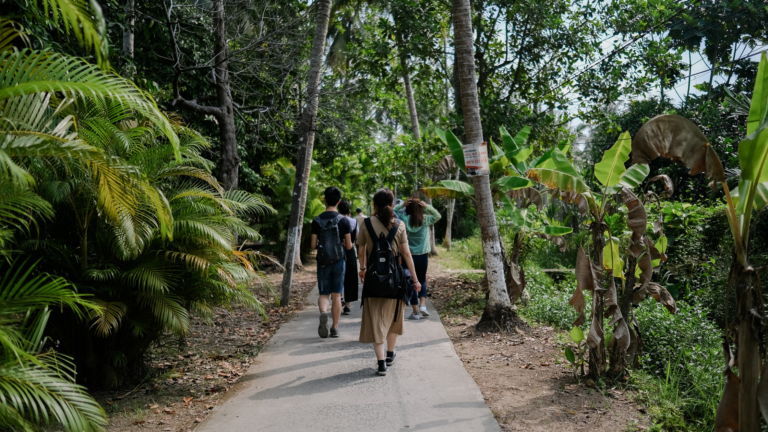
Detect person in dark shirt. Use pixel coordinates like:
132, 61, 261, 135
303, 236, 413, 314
310, 187, 353, 338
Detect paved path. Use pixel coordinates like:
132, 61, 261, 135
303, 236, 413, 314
197, 282, 499, 432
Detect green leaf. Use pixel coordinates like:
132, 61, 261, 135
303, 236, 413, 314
510, 146, 534, 164
490, 137, 504, 157
603, 237, 624, 279
570, 326, 584, 344
527, 149, 589, 194
446, 130, 465, 171
534, 225, 573, 236
565, 347, 576, 364
651, 234, 668, 268
495, 176, 534, 190
418, 187, 467, 200
500, 125, 530, 157
606, 164, 650, 194
595, 132, 631, 187
440, 180, 474, 195
748, 52, 768, 136
501, 195, 527, 228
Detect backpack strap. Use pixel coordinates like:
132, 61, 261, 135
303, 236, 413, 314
363, 217, 377, 243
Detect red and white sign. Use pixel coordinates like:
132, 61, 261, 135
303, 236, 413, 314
462, 141, 490, 176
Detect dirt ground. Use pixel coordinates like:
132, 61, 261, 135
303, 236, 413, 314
428, 272, 650, 432
94, 264, 317, 432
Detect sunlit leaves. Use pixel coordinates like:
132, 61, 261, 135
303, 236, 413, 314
595, 132, 631, 187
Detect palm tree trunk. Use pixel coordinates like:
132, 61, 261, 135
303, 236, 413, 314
213, 0, 239, 191
452, 0, 513, 332
280, 0, 332, 306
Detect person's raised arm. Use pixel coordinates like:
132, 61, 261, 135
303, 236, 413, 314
398, 242, 422, 293
423, 203, 442, 226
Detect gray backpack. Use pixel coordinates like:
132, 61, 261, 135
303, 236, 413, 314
315, 214, 345, 265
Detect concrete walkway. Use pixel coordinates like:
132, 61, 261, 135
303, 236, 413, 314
197, 282, 499, 432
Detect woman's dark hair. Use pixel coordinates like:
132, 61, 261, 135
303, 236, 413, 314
405, 198, 424, 228
338, 200, 351, 216
372, 188, 395, 228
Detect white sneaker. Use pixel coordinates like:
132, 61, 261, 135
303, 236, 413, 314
408, 312, 421, 320
419, 306, 429, 317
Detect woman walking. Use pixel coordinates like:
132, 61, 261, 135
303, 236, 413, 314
338, 200, 358, 315
357, 189, 421, 376
394, 197, 441, 320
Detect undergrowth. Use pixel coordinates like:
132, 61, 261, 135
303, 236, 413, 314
518, 262, 724, 432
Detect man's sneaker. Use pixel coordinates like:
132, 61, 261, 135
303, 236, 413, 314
330, 327, 339, 338
407, 312, 421, 320
318, 312, 329, 338
419, 306, 430, 317
377, 361, 387, 376
342, 306, 351, 315
386, 351, 397, 366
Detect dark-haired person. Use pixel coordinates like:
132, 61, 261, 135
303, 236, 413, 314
310, 187, 353, 339
354, 207, 366, 228
393, 197, 441, 319
357, 189, 421, 376
337, 200, 359, 315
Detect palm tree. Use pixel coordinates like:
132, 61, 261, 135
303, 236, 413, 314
451, 0, 514, 331
281, 0, 333, 305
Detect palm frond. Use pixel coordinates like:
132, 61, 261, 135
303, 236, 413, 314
28, 0, 107, 67
135, 292, 189, 334
0, 49, 179, 156
0, 355, 107, 432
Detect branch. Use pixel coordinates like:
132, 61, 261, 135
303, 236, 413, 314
163, 0, 222, 118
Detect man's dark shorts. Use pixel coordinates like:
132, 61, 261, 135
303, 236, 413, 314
318, 260, 345, 295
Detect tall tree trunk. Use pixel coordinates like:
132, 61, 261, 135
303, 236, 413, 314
735, 261, 761, 432
213, 0, 239, 191
453, 0, 513, 332
122, 0, 134, 67
280, 0, 332, 306
588, 221, 607, 379
443, 170, 457, 249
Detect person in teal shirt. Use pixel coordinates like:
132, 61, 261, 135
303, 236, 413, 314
394, 198, 441, 319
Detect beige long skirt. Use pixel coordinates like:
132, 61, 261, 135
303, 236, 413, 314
359, 298, 405, 344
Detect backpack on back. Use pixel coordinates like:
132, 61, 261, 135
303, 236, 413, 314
315, 214, 345, 265
362, 218, 405, 301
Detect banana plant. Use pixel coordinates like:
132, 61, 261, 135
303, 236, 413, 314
497, 193, 573, 303
526, 130, 679, 379
630, 53, 768, 432
422, 126, 535, 200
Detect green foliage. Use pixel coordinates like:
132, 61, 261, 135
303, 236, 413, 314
0, 259, 107, 431
632, 302, 723, 431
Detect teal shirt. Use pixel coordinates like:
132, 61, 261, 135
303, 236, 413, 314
393, 203, 442, 255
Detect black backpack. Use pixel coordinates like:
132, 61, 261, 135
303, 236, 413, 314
361, 218, 410, 314
315, 214, 345, 265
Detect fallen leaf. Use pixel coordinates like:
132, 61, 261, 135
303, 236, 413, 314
540, 363, 551, 366
149, 404, 159, 409
569, 410, 576, 415
195, 418, 203, 423
105, 400, 115, 405
183, 397, 193, 404
133, 420, 145, 425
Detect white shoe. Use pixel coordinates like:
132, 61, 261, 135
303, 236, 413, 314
419, 306, 429, 317
408, 312, 421, 320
